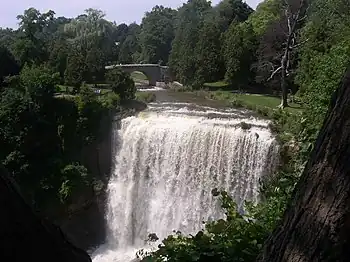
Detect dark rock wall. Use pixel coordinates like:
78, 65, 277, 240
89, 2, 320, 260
0, 165, 92, 262
55, 113, 115, 251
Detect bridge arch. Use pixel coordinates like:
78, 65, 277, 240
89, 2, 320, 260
130, 70, 151, 86
105, 64, 173, 86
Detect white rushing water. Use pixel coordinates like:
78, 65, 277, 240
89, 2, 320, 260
92, 103, 279, 262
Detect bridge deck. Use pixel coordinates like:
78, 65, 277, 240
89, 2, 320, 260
105, 64, 168, 69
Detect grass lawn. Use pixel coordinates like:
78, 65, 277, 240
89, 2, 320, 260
235, 93, 303, 114
198, 80, 303, 114
58, 85, 73, 93
193, 89, 303, 115
203, 81, 230, 88
131, 71, 148, 82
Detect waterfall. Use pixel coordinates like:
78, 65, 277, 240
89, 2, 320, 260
92, 103, 279, 262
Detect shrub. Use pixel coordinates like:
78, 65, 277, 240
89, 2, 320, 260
99, 92, 121, 109
140, 190, 285, 262
59, 163, 91, 203
106, 69, 136, 100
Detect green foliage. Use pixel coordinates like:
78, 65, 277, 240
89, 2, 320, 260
193, 90, 302, 115
72, 85, 110, 144
0, 46, 19, 84
169, 0, 254, 88
0, 65, 63, 205
194, 18, 224, 86
140, 6, 177, 64
141, 190, 285, 262
99, 92, 121, 109
0, 7, 142, 213
169, 0, 212, 85
223, 22, 257, 88
296, 0, 350, 143
248, 0, 282, 36
85, 44, 106, 83
59, 163, 91, 203
215, 0, 254, 32
48, 37, 69, 81
0, 28, 17, 48
106, 68, 136, 100
13, 8, 55, 66
118, 23, 142, 63
131, 71, 149, 81
19, 64, 60, 99
64, 45, 86, 90
0, 65, 112, 208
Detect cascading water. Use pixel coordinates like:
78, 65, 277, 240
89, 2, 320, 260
92, 102, 279, 262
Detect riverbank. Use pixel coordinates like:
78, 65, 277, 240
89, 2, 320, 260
166, 89, 303, 144
176, 90, 302, 114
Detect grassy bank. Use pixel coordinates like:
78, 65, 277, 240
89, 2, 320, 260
203, 81, 230, 89
179, 89, 304, 145
201, 80, 303, 114
210, 91, 301, 113
189, 90, 302, 115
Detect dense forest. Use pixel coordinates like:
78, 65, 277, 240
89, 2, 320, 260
1, 0, 350, 261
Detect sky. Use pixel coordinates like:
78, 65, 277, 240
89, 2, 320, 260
0, 0, 262, 29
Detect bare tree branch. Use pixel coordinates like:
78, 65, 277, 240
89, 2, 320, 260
290, 38, 309, 49
261, 0, 307, 108
267, 66, 282, 81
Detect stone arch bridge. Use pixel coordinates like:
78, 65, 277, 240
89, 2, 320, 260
105, 64, 174, 86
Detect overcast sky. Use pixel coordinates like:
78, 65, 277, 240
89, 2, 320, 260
0, 0, 262, 29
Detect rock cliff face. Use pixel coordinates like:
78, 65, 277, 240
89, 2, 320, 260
0, 164, 92, 262
54, 112, 114, 251
53, 108, 140, 251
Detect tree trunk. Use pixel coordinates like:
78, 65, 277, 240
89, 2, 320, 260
0, 165, 92, 262
257, 68, 350, 261
279, 51, 289, 108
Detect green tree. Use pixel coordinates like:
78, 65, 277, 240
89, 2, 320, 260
215, 0, 253, 32
169, 0, 212, 85
139, 5, 177, 64
13, 8, 55, 66
85, 38, 106, 83
248, 0, 282, 36
64, 44, 86, 92
223, 21, 257, 89
0, 28, 17, 49
19, 64, 59, 100
64, 9, 113, 41
194, 18, 224, 86
118, 23, 141, 63
64, 8, 116, 82
0, 46, 19, 84
59, 163, 91, 203
296, 0, 350, 141
0, 65, 60, 205
106, 69, 136, 100
48, 37, 69, 81
256, 0, 308, 107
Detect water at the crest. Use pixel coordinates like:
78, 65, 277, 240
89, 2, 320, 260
92, 102, 279, 262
